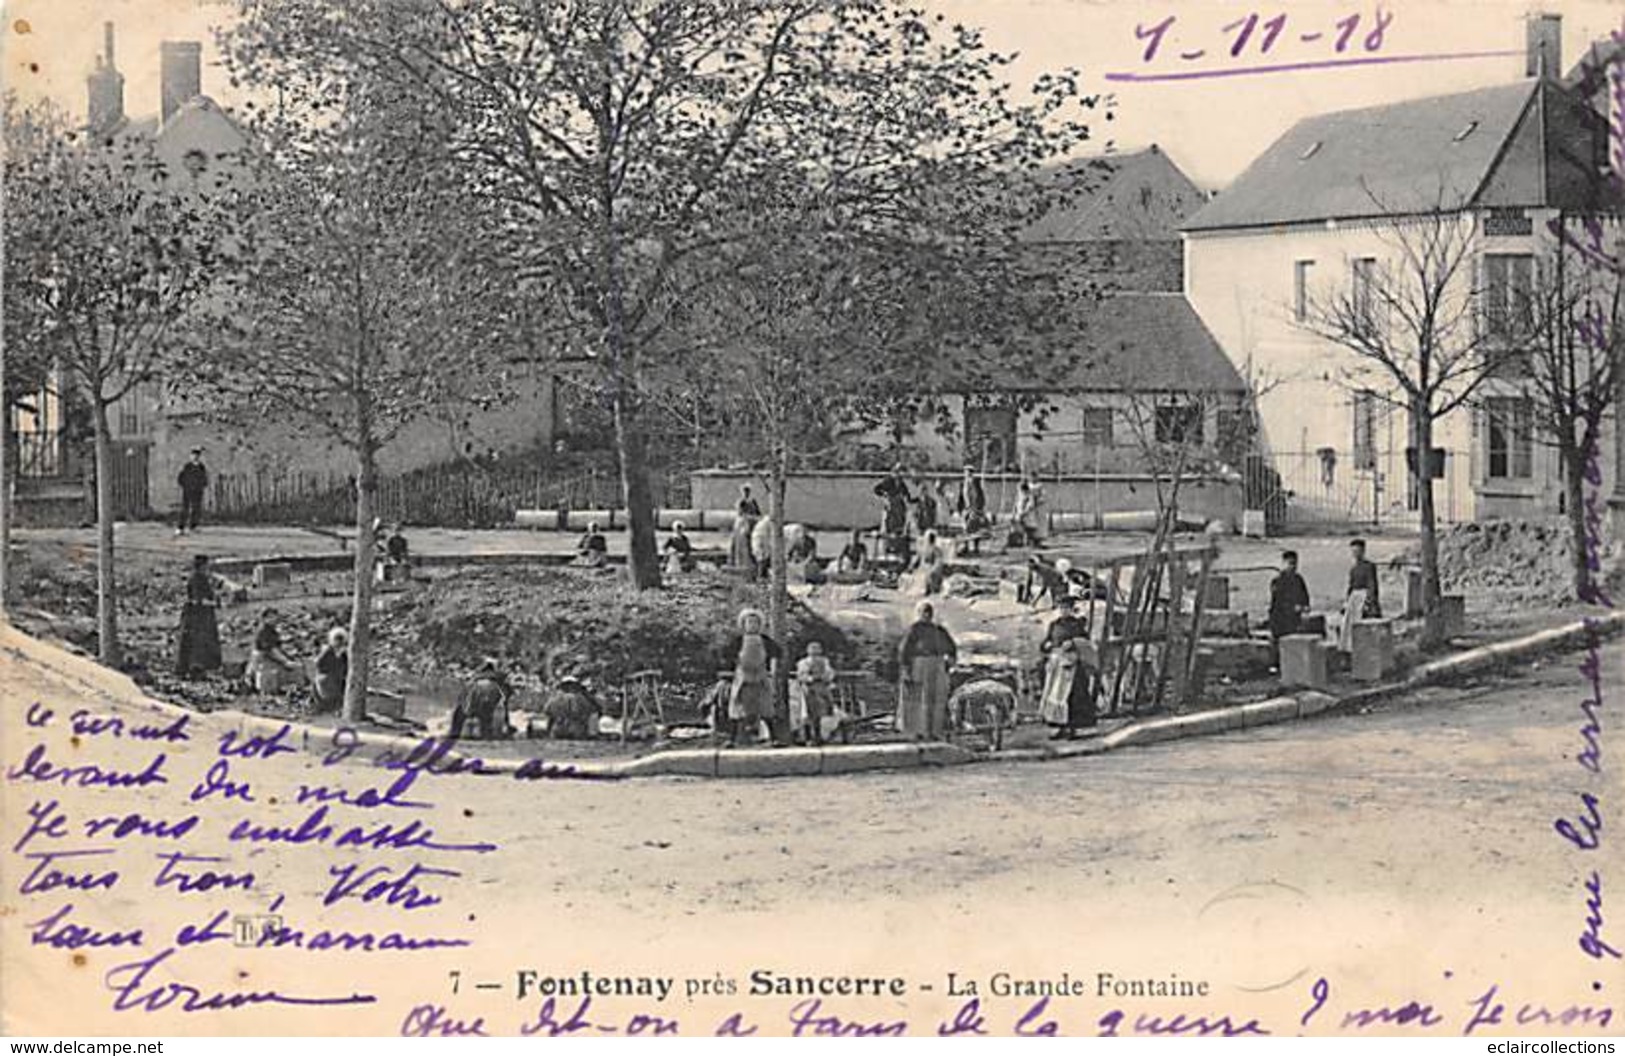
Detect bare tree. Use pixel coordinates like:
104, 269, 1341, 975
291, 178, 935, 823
195, 91, 519, 722
4, 97, 235, 663
223, 0, 1097, 593
1116, 392, 1226, 525
1298, 206, 1497, 648
1523, 215, 1624, 603
683, 175, 1088, 673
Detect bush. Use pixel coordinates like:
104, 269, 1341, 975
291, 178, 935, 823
387, 566, 858, 697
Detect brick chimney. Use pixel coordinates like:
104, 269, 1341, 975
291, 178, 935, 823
1526, 12, 1561, 80
86, 22, 124, 136
160, 40, 202, 125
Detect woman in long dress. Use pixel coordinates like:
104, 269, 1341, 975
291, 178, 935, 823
731, 486, 762, 574
176, 554, 222, 678
874, 467, 912, 562
1039, 595, 1099, 739
725, 608, 780, 747
897, 601, 957, 740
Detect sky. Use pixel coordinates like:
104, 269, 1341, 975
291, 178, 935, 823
3, 0, 1621, 189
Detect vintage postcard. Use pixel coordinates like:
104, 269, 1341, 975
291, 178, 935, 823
2, 0, 1622, 1040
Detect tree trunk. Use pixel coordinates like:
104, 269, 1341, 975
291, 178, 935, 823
599, 151, 660, 592
91, 399, 121, 666
612, 394, 662, 590
344, 444, 379, 723
1412, 402, 1444, 650
768, 447, 790, 738
1561, 435, 1593, 603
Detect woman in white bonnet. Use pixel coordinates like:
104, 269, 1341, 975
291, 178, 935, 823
724, 607, 781, 746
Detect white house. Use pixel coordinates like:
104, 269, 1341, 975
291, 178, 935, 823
1183, 14, 1622, 525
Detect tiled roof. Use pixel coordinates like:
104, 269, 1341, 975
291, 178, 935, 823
1564, 36, 1624, 103
983, 292, 1246, 394
101, 96, 248, 149
1185, 82, 1539, 231
1024, 146, 1207, 242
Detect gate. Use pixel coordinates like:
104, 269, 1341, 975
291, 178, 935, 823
1248, 448, 1470, 531
108, 439, 151, 519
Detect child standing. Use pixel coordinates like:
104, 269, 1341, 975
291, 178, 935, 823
794, 642, 837, 746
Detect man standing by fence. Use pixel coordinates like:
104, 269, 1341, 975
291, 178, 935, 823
177, 448, 209, 534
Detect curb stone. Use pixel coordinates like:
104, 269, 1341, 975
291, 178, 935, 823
6, 609, 1621, 780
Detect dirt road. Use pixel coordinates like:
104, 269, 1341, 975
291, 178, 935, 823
3, 625, 1617, 1037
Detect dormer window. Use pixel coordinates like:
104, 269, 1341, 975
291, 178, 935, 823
1299, 141, 1322, 161
183, 148, 208, 177
1453, 121, 1478, 142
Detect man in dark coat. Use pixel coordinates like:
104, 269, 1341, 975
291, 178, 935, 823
386, 526, 410, 564
1268, 550, 1311, 643
1346, 538, 1382, 618
176, 448, 209, 534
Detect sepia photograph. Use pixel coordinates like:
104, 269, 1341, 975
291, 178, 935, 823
0, 0, 1621, 1040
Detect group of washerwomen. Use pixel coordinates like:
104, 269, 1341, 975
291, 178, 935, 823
719, 464, 1045, 592
575, 464, 1043, 589
398, 594, 1095, 749
722, 485, 823, 581
716, 591, 1098, 749
876, 463, 1047, 561
174, 525, 413, 711
174, 554, 352, 710
176, 550, 593, 738
442, 657, 600, 743
569, 490, 806, 579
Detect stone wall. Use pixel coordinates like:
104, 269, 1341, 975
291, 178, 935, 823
690, 468, 1244, 531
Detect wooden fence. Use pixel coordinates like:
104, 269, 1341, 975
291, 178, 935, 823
209, 458, 689, 528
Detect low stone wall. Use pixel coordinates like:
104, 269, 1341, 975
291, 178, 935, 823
689, 469, 1245, 531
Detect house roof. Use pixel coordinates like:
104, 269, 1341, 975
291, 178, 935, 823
102, 96, 249, 152
1184, 80, 1590, 232
986, 292, 1247, 395
1564, 36, 1624, 106
1023, 146, 1207, 243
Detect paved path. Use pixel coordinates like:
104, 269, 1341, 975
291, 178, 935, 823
2, 625, 1613, 1036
